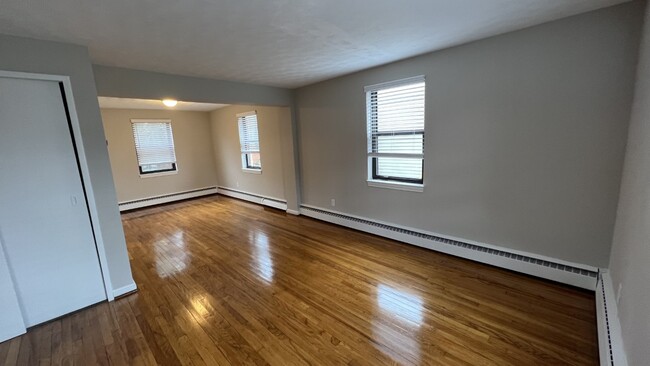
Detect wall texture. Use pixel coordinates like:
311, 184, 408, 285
609, 2, 650, 365
101, 109, 218, 202
295, 2, 642, 267
0, 34, 134, 292
210, 105, 295, 207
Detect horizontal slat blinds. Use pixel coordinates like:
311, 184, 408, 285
238, 113, 260, 154
131, 120, 177, 166
238, 112, 262, 169
366, 76, 425, 183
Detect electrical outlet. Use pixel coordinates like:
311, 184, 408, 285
330, 199, 336, 207
616, 283, 623, 305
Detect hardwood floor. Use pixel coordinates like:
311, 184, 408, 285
0, 195, 598, 365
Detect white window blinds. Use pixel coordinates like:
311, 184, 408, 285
366, 76, 425, 184
237, 112, 261, 169
131, 120, 177, 174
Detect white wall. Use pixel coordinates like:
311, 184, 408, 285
295, 2, 642, 268
210, 105, 297, 209
101, 109, 218, 202
0, 34, 134, 293
609, 2, 650, 365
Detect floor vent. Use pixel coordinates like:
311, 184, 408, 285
300, 205, 598, 286
118, 187, 218, 211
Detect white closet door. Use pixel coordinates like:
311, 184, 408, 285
0, 77, 106, 327
0, 241, 25, 342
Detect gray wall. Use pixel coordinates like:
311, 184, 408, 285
210, 105, 298, 209
101, 109, 218, 202
0, 35, 134, 292
295, 2, 642, 267
94, 65, 293, 107
609, 2, 650, 365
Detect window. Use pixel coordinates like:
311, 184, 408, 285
237, 111, 262, 171
366, 76, 425, 190
131, 119, 177, 175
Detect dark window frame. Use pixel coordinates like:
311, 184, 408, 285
244, 154, 261, 170
138, 162, 177, 175
368, 90, 425, 184
131, 120, 178, 177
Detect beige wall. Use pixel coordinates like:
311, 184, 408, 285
210, 105, 294, 205
295, 2, 642, 267
101, 109, 218, 202
609, 2, 650, 364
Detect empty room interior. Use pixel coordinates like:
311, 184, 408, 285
0, 0, 649, 365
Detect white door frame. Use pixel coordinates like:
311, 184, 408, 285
0, 70, 115, 301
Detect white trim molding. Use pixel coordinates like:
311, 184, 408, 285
364, 75, 425, 93
596, 270, 628, 366
217, 187, 288, 211
242, 168, 262, 174
112, 282, 138, 298
367, 179, 424, 192
286, 209, 300, 215
236, 110, 257, 118
299, 204, 598, 290
118, 186, 218, 211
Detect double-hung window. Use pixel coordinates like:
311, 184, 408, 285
366, 76, 425, 190
131, 119, 177, 176
237, 111, 262, 171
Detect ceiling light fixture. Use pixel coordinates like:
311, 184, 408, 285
162, 99, 178, 107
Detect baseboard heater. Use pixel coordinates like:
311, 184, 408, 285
217, 186, 288, 211
596, 271, 628, 366
118, 187, 218, 211
300, 204, 598, 290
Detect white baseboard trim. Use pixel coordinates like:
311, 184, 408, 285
218, 186, 288, 211
112, 282, 138, 299
300, 204, 598, 290
118, 187, 218, 211
596, 271, 628, 366
286, 209, 300, 215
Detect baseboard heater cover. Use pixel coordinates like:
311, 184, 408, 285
217, 186, 288, 211
118, 187, 218, 211
300, 205, 598, 290
596, 271, 628, 366
112, 282, 138, 299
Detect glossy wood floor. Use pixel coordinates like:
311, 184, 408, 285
0, 195, 598, 365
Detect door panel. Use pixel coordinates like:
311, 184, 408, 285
0, 237, 25, 342
0, 77, 106, 327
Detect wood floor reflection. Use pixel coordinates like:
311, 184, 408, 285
0, 195, 598, 365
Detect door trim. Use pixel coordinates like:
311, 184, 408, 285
0, 70, 115, 301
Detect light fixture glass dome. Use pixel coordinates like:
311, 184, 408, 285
162, 99, 178, 107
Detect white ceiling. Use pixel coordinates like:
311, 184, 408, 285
0, 0, 631, 88
98, 97, 228, 112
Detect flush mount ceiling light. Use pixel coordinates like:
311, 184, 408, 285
162, 99, 178, 107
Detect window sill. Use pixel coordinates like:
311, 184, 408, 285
140, 170, 178, 178
242, 168, 262, 174
367, 179, 423, 192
